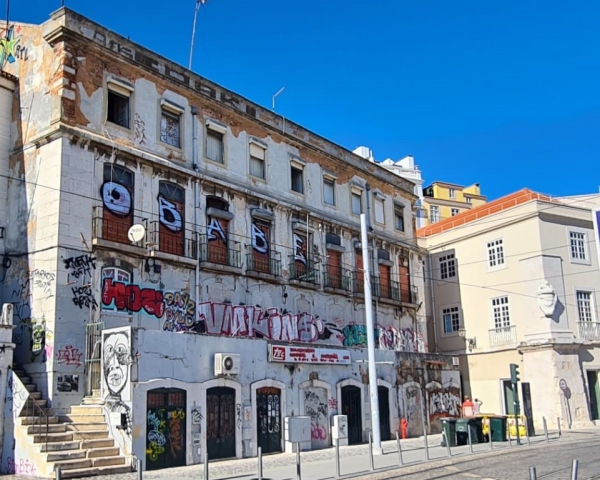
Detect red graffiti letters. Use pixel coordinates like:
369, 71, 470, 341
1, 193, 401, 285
102, 278, 165, 318
57, 345, 83, 367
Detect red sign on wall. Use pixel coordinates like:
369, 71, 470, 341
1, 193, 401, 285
269, 344, 351, 365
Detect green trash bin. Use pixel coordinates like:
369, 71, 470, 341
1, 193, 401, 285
456, 418, 481, 445
440, 418, 457, 447
488, 415, 508, 442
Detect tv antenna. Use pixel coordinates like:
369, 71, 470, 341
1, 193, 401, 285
272, 87, 285, 112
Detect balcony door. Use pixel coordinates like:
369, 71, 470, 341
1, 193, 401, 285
158, 182, 184, 256
101, 164, 133, 244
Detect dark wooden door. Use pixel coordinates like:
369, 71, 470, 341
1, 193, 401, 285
378, 264, 391, 299
257, 387, 282, 454
146, 388, 186, 470
521, 382, 535, 435
342, 386, 362, 444
378, 386, 391, 441
355, 251, 364, 293
399, 256, 411, 303
207, 387, 236, 460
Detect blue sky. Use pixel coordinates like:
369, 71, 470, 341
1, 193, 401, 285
8, 0, 600, 200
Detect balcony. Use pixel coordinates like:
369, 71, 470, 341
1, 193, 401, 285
401, 286, 419, 305
147, 221, 197, 260
323, 267, 353, 293
489, 325, 517, 347
198, 234, 242, 269
288, 256, 320, 286
245, 246, 282, 278
578, 321, 600, 342
92, 208, 148, 256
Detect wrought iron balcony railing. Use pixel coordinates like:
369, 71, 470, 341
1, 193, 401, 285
147, 221, 197, 259
245, 246, 282, 277
288, 255, 320, 285
323, 267, 353, 292
401, 286, 419, 305
489, 325, 517, 347
577, 321, 600, 342
198, 234, 242, 268
92, 207, 147, 247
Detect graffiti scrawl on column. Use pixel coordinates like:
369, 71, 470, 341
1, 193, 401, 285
101, 182, 132, 217
251, 222, 268, 253
157, 196, 182, 232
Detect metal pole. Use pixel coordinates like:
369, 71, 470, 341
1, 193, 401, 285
296, 442, 301, 480
571, 459, 579, 480
258, 446, 263, 480
55, 467, 62, 480
525, 422, 531, 446
360, 213, 382, 456
443, 431, 451, 457
420, 405, 429, 461
543, 417, 549, 443
396, 431, 403, 465
189, 1, 202, 70
557, 417, 562, 438
204, 453, 209, 480
335, 442, 341, 478
489, 426, 493, 450
529, 466, 537, 480
507, 423, 512, 447
467, 424, 473, 454
368, 431, 375, 471
137, 457, 142, 480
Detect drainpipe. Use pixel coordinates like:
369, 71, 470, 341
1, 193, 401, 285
427, 256, 438, 353
364, 183, 378, 326
191, 106, 201, 305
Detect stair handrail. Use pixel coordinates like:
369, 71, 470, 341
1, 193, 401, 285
12, 369, 50, 453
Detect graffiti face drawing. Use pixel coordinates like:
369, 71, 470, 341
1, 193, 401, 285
103, 332, 130, 396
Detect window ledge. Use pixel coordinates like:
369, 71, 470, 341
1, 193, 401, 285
570, 257, 591, 266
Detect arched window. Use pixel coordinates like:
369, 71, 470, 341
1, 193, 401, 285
205, 196, 231, 265
101, 164, 134, 244
158, 182, 185, 256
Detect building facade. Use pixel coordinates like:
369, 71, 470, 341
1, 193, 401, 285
418, 189, 600, 434
0, 8, 462, 475
423, 181, 486, 225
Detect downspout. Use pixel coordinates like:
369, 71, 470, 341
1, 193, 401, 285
427, 256, 439, 352
191, 107, 201, 305
364, 183, 378, 328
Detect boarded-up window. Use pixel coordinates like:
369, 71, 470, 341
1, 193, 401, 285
101, 164, 134, 244
399, 256, 411, 302
251, 219, 270, 273
158, 182, 184, 256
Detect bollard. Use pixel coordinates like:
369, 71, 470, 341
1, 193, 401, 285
558, 417, 562, 438
571, 459, 579, 480
296, 442, 301, 480
543, 417, 549, 444
443, 430, 451, 457
368, 431, 375, 471
467, 425, 474, 454
137, 457, 143, 480
204, 453, 209, 480
258, 446, 263, 480
335, 442, 341, 478
55, 466, 62, 480
423, 426, 430, 461
529, 466, 537, 480
395, 431, 403, 465
507, 423, 512, 447
489, 428, 493, 450
525, 422, 531, 446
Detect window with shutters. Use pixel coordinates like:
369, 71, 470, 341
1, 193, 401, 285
206, 129, 224, 164
249, 142, 266, 179
323, 177, 336, 206
351, 188, 362, 215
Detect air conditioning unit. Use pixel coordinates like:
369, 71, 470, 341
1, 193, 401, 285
2, 303, 13, 326
214, 353, 240, 376
452, 356, 460, 367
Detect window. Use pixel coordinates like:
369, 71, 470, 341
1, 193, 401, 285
449, 188, 456, 198
101, 164, 134, 244
323, 177, 335, 205
430, 205, 440, 223
569, 231, 587, 261
576, 291, 594, 322
101, 267, 132, 312
491, 296, 510, 328
351, 190, 362, 215
291, 164, 304, 194
206, 129, 224, 164
374, 197, 385, 224
249, 142, 266, 179
443, 306, 460, 334
451, 208, 460, 216
158, 182, 185, 256
439, 253, 456, 279
465, 196, 472, 204
107, 91, 130, 128
487, 239, 505, 268
394, 206, 405, 231
160, 109, 181, 148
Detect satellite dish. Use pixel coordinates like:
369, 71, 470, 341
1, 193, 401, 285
128, 224, 146, 244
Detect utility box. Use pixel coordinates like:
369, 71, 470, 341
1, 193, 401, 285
284, 416, 311, 453
332, 415, 348, 446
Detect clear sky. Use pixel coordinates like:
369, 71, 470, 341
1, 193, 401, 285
7, 0, 600, 200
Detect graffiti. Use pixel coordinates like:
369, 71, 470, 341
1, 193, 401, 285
191, 408, 202, 425
134, 113, 146, 145
30, 323, 45, 362
102, 278, 165, 318
328, 397, 338, 410
27, 269, 55, 296
0, 457, 36, 475
293, 233, 306, 265
207, 216, 226, 242
169, 409, 184, 456
427, 386, 461, 421
101, 181, 132, 217
8, 372, 28, 416
342, 324, 369, 348
400, 384, 424, 438
311, 424, 327, 440
103, 328, 133, 435
57, 345, 83, 367
0, 25, 28, 69
162, 291, 196, 332
72, 285, 98, 310
236, 403, 242, 430
147, 409, 167, 461
378, 326, 427, 353
157, 195, 182, 232
251, 222, 268, 253
304, 388, 328, 446
64, 254, 97, 279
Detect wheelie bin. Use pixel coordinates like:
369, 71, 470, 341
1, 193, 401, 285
440, 418, 457, 447
456, 418, 482, 445
489, 415, 508, 442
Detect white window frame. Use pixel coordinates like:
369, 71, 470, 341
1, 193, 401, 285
205, 120, 227, 165
106, 77, 133, 130
451, 208, 460, 216
323, 175, 336, 206
159, 99, 184, 149
491, 295, 510, 329
249, 139, 267, 180
441, 305, 461, 335
351, 187, 363, 216
290, 159, 305, 195
430, 205, 440, 223
575, 290, 595, 323
465, 196, 472, 204
487, 238, 505, 271
394, 205, 405, 232
374, 195, 385, 225
439, 253, 456, 280
568, 229, 590, 265
449, 188, 456, 199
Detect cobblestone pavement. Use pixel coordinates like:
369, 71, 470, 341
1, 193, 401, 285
4, 429, 597, 480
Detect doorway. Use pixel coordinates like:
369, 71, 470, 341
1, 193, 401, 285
146, 388, 187, 470
207, 387, 236, 460
378, 386, 391, 441
587, 371, 600, 421
257, 387, 282, 454
342, 385, 362, 444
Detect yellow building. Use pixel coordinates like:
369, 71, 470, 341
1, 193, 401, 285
422, 182, 486, 225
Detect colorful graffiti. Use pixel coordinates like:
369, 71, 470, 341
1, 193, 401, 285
0, 25, 28, 69
162, 291, 196, 332
158, 195, 182, 232
304, 388, 328, 448
426, 381, 461, 422
342, 323, 427, 352
101, 181, 132, 217
146, 409, 166, 461
101, 278, 164, 318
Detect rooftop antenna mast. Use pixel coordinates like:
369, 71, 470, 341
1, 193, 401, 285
189, 0, 207, 70
272, 87, 285, 112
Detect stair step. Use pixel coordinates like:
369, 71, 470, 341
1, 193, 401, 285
29, 391, 42, 400
56, 464, 132, 479
72, 430, 109, 440
93, 456, 126, 467
87, 446, 119, 458
24, 398, 48, 408
81, 438, 114, 449
66, 423, 108, 432
69, 405, 103, 415
24, 383, 37, 392
27, 424, 67, 434
19, 407, 52, 417
46, 449, 87, 462
59, 414, 105, 424
33, 432, 74, 443
20, 415, 59, 425
41, 441, 81, 452
53, 458, 93, 471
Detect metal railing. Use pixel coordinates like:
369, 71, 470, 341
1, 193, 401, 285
401, 285, 419, 305
12, 370, 49, 453
489, 325, 517, 346
577, 321, 600, 341
199, 234, 242, 268
323, 267, 353, 292
92, 208, 148, 246
245, 246, 282, 277
147, 221, 197, 259
288, 256, 320, 285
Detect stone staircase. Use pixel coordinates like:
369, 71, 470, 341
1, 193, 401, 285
14, 367, 133, 478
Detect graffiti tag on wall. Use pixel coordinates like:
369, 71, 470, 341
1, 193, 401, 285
162, 291, 196, 332
0, 25, 29, 69
102, 278, 165, 318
